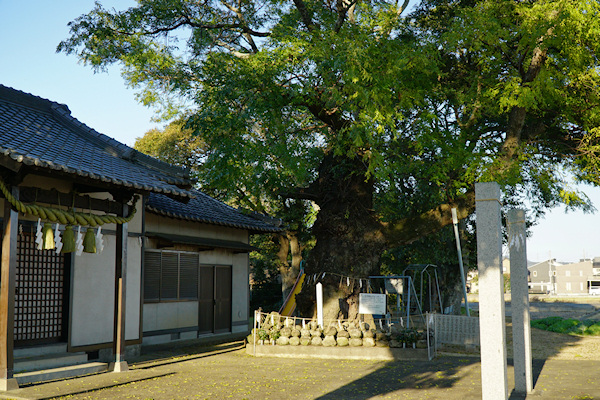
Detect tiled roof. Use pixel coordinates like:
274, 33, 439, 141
0, 85, 192, 198
147, 191, 282, 233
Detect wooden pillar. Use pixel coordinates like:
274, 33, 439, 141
111, 202, 129, 372
0, 188, 19, 390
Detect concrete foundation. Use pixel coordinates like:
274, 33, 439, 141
246, 343, 429, 361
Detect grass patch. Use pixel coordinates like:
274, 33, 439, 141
532, 316, 600, 336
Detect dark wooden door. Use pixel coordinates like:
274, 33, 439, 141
198, 266, 215, 334
214, 266, 232, 333
15, 230, 70, 346
198, 265, 231, 334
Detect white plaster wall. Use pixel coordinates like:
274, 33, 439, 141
143, 302, 199, 331
231, 252, 249, 326
70, 234, 142, 347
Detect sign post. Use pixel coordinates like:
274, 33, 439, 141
316, 283, 323, 328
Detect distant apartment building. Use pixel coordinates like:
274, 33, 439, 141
555, 259, 593, 295
528, 259, 558, 294
530, 257, 600, 295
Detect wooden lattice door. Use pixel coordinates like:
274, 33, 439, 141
15, 230, 70, 346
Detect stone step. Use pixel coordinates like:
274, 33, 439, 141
14, 343, 68, 359
15, 352, 88, 373
15, 362, 108, 385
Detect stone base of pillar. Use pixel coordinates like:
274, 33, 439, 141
109, 361, 129, 373
0, 378, 19, 391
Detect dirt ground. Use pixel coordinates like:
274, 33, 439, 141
8, 297, 600, 400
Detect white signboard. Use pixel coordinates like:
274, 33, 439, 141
358, 293, 386, 315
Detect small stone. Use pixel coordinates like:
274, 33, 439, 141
276, 336, 290, 346
336, 337, 349, 347
311, 336, 323, 346
360, 322, 370, 331
349, 338, 363, 347
322, 336, 337, 347
376, 340, 389, 347
300, 328, 311, 338
291, 328, 301, 337
310, 329, 322, 338
310, 320, 319, 330
324, 327, 337, 336
247, 334, 257, 344
349, 329, 362, 339
295, 325, 302, 331
375, 330, 387, 341
289, 336, 301, 346
363, 338, 376, 347
337, 329, 350, 338
280, 327, 292, 338
363, 329, 375, 339
300, 337, 311, 346
389, 340, 402, 348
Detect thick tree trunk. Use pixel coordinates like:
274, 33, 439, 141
296, 154, 387, 320
277, 232, 304, 303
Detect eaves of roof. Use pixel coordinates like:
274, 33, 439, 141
146, 191, 282, 234
0, 85, 194, 199
147, 232, 258, 253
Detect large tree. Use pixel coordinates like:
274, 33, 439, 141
60, 0, 600, 319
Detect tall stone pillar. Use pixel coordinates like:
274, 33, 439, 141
475, 182, 508, 400
508, 209, 533, 394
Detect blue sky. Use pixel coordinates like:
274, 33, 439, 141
1, 0, 600, 263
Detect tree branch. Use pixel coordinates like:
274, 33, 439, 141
382, 189, 476, 247
280, 187, 320, 201
293, 0, 317, 31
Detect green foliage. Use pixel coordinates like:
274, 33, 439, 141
60, 0, 600, 223
61, 0, 600, 302
531, 317, 600, 336
249, 235, 283, 313
503, 274, 510, 293
134, 119, 205, 171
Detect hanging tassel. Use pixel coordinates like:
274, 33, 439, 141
83, 227, 96, 253
61, 226, 76, 253
95, 226, 104, 253
54, 224, 63, 254
75, 226, 84, 256
35, 219, 43, 250
42, 223, 54, 250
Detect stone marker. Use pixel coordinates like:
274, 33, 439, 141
475, 182, 508, 400
508, 209, 533, 394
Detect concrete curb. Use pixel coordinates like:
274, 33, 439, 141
245, 343, 430, 360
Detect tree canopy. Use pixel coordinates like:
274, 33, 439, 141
60, 0, 600, 318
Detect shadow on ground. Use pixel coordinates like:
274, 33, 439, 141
313, 300, 595, 400
313, 356, 480, 400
